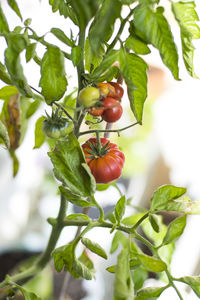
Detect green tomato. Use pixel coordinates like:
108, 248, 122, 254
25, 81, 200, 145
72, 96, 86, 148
78, 86, 100, 107
42, 118, 73, 139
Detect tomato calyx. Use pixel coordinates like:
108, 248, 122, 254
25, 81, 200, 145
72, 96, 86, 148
85, 139, 111, 159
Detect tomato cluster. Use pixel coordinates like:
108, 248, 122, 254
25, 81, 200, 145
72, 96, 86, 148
90, 82, 124, 123
78, 82, 124, 123
82, 137, 125, 183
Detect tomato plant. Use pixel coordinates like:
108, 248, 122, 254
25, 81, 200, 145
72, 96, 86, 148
82, 137, 125, 183
0, 0, 200, 299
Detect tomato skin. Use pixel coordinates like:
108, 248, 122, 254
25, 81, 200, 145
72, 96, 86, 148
42, 118, 73, 139
89, 106, 104, 117
78, 86, 100, 107
102, 97, 123, 123
98, 82, 116, 98
82, 138, 125, 184
108, 82, 124, 100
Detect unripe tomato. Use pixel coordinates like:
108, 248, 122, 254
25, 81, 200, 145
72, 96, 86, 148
42, 118, 73, 139
82, 137, 125, 183
78, 86, 100, 108
108, 82, 124, 100
98, 82, 116, 98
102, 97, 123, 123
89, 106, 104, 117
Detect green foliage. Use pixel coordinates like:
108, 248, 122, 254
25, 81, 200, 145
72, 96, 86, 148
39, 46, 67, 104
125, 36, 151, 55
114, 246, 134, 299
119, 49, 148, 122
110, 231, 128, 254
134, 4, 180, 80
7, 0, 22, 21
50, 28, 74, 47
0, 61, 12, 84
89, 0, 122, 55
60, 186, 94, 207
162, 215, 187, 246
172, 1, 200, 78
49, 0, 78, 25
136, 253, 167, 273
115, 195, 126, 224
71, 46, 82, 66
81, 237, 108, 259
84, 38, 105, 73
34, 116, 45, 149
6, 278, 41, 300
0, 119, 10, 148
26, 43, 37, 63
149, 213, 161, 233
72, 259, 93, 280
0, 4, 9, 33
4, 34, 33, 97
177, 275, 200, 297
150, 185, 187, 211
0, 86, 18, 101
135, 286, 168, 300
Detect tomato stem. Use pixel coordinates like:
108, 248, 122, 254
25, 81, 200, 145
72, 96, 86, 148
79, 121, 141, 136
96, 130, 102, 155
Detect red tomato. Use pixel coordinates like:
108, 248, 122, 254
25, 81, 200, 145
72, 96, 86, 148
108, 82, 124, 100
82, 138, 125, 183
102, 97, 123, 123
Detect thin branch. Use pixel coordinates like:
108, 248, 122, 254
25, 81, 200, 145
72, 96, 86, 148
79, 121, 141, 136
53, 102, 74, 122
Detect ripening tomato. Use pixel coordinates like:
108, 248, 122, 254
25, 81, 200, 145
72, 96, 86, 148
89, 106, 104, 117
42, 117, 73, 139
108, 82, 124, 100
98, 82, 116, 98
82, 137, 125, 183
102, 97, 123, 123
78, 86, 100, 107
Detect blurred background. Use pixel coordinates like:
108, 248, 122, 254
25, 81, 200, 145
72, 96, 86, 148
0, 0, 200, 299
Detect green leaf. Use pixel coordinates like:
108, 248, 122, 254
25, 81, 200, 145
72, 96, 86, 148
49, 0, 78, 25
172, 1, 200, 78
177, 275, 200, 297
119, 49, 148, 122
7, 0, 22, 21
87, 49, 120, 81
52, 243, 78, 277
107, 258, 140, 274
0, 4, 9, 33
84, 38, 105, 73
114, 246, 134, 298
33, 116, 45, 149
135, 286, 168, 300
122, 213, 146, 226
134, 4, 180, 80
60, 186, 93, 207
131, 266, 148, 292
71, 46, 82, 67
24, 18, 32, 27
125, 36, 151, 55
51, 28, 74, 47
5, 34, 33, 97
163, 198, 200, 214
0, 61, 12, 84
39, 46, 67, 105
115, 195, 126, 224
81, 237, 107, 259
8, 281, 41, 300
0, 120, 10, 148
66, 214, 90, 221
0, 86, 18, 101
137, 253, 167, 272
9, 149, 19, 177
158, 243, 175, 267
26, 100, 41, 119
79, 250, 95, 273
26, 43, 37, 63
72, 259, 93, 280
110, 231, 128, 254
150, 185, 187, 211
48, 133, 96, 197
88, 0, 122, 55
162, 215, 187, 246
149, 213, 161, 233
